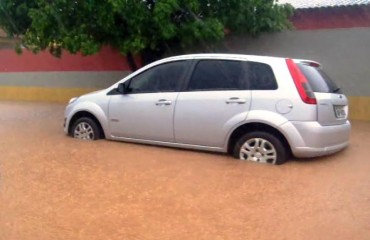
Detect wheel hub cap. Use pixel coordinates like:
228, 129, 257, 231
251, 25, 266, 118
74, 122, 94, 140
239, 138, 277, 164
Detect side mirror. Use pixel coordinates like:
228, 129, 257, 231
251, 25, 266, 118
117, 82, 128, 94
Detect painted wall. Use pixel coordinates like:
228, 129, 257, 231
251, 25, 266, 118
216, 27, 370, 120
291, 5, 370, 30
0, 47, 132, 102
0, 7, 369, 120
221, 27, 370, 97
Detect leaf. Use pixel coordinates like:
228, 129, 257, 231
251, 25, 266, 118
0, 0, 294, 65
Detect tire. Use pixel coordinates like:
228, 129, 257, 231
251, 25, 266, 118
233, 131, 288, 165
71, 117, 101, 140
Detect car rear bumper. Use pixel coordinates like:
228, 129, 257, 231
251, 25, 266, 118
285, 120, 351, 158
293, 141, 349, 158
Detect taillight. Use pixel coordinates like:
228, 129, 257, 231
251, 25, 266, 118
286, 58, 317, 105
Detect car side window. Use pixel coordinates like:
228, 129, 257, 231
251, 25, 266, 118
127, 61, 187, 94
187, 60, 245, 91
247, 62, 278, 90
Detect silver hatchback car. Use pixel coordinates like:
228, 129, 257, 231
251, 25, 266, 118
64, 54, 350, 164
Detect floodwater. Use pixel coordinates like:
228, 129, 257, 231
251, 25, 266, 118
0, 101, 369, 240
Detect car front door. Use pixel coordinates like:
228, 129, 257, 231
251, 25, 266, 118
108, 60, 189, 142
174, 59, 252, 148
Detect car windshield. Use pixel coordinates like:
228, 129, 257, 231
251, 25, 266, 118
298, 63, 342, 94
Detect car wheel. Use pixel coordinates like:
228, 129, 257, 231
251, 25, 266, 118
233, 131, 288, 165
71, 117, 101, 140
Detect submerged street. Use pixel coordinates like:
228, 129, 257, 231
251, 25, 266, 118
0, 101, 369, 240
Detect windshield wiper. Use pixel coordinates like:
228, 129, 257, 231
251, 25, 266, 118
333, 88, 341, 93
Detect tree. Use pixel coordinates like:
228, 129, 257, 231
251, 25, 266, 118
0, 0, 293, 70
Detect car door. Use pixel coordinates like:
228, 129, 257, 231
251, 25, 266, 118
174, 59, 252, 148
108, 60, 189, 142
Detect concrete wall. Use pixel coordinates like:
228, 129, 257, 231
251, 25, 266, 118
0, 72, 126, 89
0, 47, 133, 102
0, 28, 369, 120
0, 71, 128, 102
215, 27, 370, 120
220, 27, 370, 97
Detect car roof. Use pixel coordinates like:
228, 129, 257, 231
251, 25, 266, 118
161, 53, 283, 62
135, 54, 322, 77
158, 54, 321, 66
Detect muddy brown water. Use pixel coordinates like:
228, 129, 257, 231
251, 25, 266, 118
0, 101, 369, 240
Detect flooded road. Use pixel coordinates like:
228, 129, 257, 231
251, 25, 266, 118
1, 101, 369, 240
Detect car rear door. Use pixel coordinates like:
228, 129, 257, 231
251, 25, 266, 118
174, 59, 252, 148
297, 62, 348, 125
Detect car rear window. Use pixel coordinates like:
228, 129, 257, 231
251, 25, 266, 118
298, 63, 342, 93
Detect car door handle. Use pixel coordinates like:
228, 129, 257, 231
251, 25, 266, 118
226, 97, 247, 104
155, 99, 172, 106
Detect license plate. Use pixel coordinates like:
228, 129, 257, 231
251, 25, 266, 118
334, 105, 346, 118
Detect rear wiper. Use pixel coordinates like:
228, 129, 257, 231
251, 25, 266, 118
333, 88, 341, 93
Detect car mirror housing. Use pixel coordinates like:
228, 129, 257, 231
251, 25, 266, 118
117, 82, 127, 94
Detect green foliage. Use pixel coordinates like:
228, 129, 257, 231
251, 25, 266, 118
201, 0, 294, 35
0, 0, 293, 60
